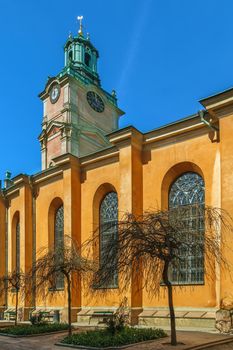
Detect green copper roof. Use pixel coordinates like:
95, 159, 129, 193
64, 34, 99, 58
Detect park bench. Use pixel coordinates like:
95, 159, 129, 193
30, 309, 60, 323
4, 308, 16, 321
91, 311, 114, 324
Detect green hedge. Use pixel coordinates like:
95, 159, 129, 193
62, 327, 166, 348
0, 323, 68, 336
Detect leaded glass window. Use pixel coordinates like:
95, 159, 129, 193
16, 221, 20, 273
169, 172, 205, 284
54, 205, 64, 289
100, 192, 118, 288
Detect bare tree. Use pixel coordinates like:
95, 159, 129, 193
0, 270, 27, 326
87, 206, 233, 346
34, 235, 96, 336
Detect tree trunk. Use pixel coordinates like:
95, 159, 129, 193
15, 289, 18, 326
66, 274, 72, 337
162, 261, 177, 346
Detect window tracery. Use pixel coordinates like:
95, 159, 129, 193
169, 172, 205, 284
54, 205, 64, 289
99, 192, 118, 288
16, 221, 20, 273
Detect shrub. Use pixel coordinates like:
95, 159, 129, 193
0, 323, 68, 336
29, 312, 44, 325
106, 297, 129, 335
62, 327, 167, 348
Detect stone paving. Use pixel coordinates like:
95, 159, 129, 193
0, 332, 65, 350
0, 330, 232, 350
207, 345, 233, 350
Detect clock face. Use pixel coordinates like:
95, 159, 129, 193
50, 84, 60, 104
86, 91, 105, 113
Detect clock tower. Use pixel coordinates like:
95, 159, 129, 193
38, 18, 124, 170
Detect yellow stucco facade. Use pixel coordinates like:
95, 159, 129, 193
2, 28, 233, 328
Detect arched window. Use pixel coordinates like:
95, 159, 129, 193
54, 205, 64, 289
16, 220, 20, 273
100, 192, 118, 288
55, 205, 64, 245
169, 172, 205, 284
12, 212, 20, 274
69, 50, 73, 62
85, 52, 91, 67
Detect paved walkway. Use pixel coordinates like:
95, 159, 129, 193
124, 332, 233, 349
0, 332, 64, 350
0, 330, 232, 350
207, 345, 233, 350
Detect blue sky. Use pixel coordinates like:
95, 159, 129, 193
1, 0, 233, 179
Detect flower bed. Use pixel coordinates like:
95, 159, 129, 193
61, 327, 166, 348
0, 323, 68, 336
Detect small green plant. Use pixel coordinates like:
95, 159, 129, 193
29, 312, 43, 325
106, 297, 129, 335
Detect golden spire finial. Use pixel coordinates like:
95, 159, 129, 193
77, 15, 84, 36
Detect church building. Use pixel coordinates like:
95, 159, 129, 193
1, 19, 233, 329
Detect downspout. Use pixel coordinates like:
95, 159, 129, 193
198, 110, 219, 132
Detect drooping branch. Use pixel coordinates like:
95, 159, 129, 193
0, 270, 28, 326
32, 235, 96, 336
84, 206, 233, 346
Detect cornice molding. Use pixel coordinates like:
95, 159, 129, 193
2, 174, 30, 198
34, 170, 63, 185
144, 122, 204, 145
107, 126, 143, 150
31, 154, 80, 185
80, 150, 119, 168
52, 153, 80, 168
199, 87, 233, 118
39, 75, 70, 100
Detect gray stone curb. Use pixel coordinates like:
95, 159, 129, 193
184, 336, 233, 349
0, 329, 68, 338
55, 336, 233, 350
55, 338, 166, 349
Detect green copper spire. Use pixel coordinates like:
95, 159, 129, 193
63, 16, 100, 86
